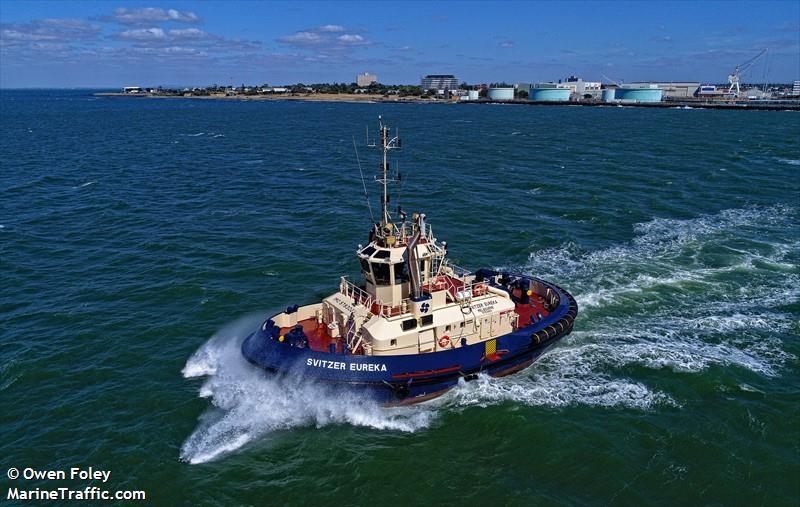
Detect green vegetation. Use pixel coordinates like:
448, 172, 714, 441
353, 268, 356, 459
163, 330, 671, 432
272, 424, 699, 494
153, 82, 426, 97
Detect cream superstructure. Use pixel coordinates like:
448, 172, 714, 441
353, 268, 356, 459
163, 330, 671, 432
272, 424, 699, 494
270, 119, 520, 356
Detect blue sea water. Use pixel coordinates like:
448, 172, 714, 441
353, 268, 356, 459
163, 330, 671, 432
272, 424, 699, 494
1, 90, 799, 506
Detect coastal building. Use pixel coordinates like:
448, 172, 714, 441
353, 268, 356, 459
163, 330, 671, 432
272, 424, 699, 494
697, 85, 727, 98
357, 72, 378, 87
561, 77, 602, 98
743, 88, 768, 100
122, 86, 143, 94
487, 87, 515, 101
421, 74, 459, 92
793, 80, 800, 97
631, 82, 699, 99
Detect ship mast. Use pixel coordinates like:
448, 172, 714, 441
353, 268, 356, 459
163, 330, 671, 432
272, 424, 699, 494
373, 117, 401, 245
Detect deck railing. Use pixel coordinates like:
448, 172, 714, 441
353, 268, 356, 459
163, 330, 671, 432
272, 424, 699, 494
340, 277, 409, 318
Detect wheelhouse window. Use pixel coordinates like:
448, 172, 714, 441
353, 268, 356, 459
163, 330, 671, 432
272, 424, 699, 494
372, 262, 391, 284
359, 258, 371, 277
393, 262, 409, 283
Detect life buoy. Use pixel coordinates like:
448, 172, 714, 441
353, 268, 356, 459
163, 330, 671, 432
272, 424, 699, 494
438, 335, 451, 348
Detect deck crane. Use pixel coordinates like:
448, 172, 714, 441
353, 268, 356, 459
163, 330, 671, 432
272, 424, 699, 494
728, 49, 767, 97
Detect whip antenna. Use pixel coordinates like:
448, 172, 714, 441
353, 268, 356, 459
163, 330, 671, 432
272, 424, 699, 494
353, 136, 374, 223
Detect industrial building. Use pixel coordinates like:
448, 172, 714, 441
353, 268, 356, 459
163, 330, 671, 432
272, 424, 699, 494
357, 72, 378, 87
697, 85, 727, 98
528, 83, 571, 101
421, 74, 459, 92
630, 82, 699, 99
561, 77, 602, 98
487, 87, 515, 100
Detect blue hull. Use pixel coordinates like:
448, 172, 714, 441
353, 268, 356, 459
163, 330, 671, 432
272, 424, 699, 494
242, 274, 577, 404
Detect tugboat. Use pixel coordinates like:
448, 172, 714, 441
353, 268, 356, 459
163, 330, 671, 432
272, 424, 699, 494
242, 119, 578, 405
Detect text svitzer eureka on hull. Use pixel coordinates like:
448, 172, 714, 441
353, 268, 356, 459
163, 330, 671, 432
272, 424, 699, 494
306, 358, 387, 372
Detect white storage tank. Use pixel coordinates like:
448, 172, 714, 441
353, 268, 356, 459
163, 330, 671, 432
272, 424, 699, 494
602, 89, 616, 102
487, 87, 515, 101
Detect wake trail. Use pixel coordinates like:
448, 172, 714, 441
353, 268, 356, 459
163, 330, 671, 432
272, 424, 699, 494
181, 205, 798, 462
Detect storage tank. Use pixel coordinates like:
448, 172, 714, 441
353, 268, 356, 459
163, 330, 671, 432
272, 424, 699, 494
602, 89, 616, 102
468, 90, 479, 101
614, 87, 662, 103
528, 86, 570, 102
487, 87, 515, 101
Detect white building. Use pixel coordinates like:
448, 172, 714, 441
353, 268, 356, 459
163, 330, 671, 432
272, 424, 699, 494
793, 80, 800, 97
631, 82, 700, 99
421, 74, 459, 92
357, 72, 378, 87
560, 77, 602, 98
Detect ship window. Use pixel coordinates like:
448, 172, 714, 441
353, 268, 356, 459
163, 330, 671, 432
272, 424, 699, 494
359, 258, 371, 274
393, 262, 409, 283
420, 315, 433, 326
373, 250, 390, 259
390, 339, 397, 346
402, 319, 417, 331
373, 263, 391, 284
446, 324, 452, 331
361, 246, 376, 257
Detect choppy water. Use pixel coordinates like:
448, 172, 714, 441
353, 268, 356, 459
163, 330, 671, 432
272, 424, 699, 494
1, 90, 798, 506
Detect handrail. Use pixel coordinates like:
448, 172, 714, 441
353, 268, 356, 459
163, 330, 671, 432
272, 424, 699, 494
340, 276, 409, 318
340, 277, 374, 309
446, 263, 472, 277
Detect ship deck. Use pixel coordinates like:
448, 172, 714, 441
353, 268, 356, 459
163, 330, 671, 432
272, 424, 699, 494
280, 319, 338, 353
512, 291, 551, 328
281, 289, 552, 354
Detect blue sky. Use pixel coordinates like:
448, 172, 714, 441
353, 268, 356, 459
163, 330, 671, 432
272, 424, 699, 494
1, 0, 798, 87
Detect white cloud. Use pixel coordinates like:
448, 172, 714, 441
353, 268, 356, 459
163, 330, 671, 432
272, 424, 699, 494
111, 7, 201, 25
277, 31, 323, 46
338, 34, 365, 44
111, 25, 259, 53
117, 27, 167, 41
0, 18, 100, 45
318, 24, 345, 33
277, 25, 370, 52
168, 28, 209, 40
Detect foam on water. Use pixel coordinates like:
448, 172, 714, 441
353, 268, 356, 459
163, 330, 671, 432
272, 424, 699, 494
440, 354, 675, 411
522, 205, 797, 379
180, 314, 434, 464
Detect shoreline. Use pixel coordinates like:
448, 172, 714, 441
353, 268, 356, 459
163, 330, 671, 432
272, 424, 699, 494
92, 92, 438, 104
92, 92, 800, 110
460, 98, 800, 111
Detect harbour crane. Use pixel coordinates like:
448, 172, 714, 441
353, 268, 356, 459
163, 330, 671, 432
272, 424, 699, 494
728, 49, 767, 97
